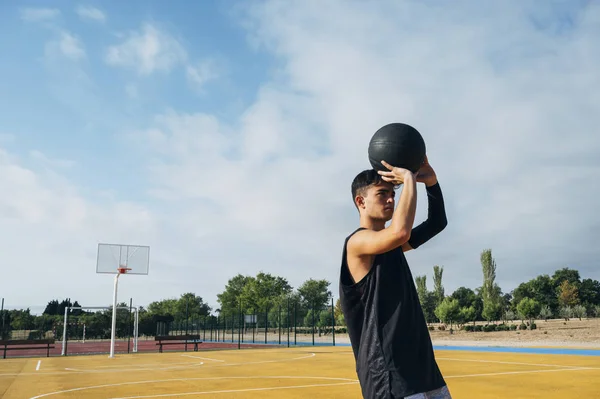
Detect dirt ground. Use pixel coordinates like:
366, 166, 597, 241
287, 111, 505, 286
428, 318, 600, 348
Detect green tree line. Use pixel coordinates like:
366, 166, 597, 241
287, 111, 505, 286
420, 249, 600, 331
2, 256, 599, 340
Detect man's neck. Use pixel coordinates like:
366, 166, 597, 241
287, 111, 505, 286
359, 216, 386, 231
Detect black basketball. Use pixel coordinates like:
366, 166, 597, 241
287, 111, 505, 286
368, 123, 426, 173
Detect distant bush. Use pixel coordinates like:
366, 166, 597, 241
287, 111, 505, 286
573, 305, 587, 320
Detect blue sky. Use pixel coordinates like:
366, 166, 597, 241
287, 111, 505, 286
1, 1, 599, 315
0, 1, 270, 200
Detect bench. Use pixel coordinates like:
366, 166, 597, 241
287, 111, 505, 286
0, 339, 55, 359
155, 335, 202, 353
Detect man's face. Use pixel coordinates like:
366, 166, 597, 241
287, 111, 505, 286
357, 182, 396, 221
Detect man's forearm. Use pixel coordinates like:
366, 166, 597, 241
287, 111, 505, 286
407, 182, 447, 249
390, 174, 418, 237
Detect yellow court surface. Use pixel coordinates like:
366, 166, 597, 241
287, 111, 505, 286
1, 346, 600, 398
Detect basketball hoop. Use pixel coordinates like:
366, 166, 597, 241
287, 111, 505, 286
117, 266, 132, 274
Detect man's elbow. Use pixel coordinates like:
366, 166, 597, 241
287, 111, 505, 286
394, 228, 411, 245
438, 217, 448, 232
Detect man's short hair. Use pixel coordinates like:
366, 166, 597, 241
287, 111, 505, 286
351, 169, 384, 206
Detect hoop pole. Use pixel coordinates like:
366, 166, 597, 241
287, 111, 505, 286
61, 307, 68, 356
134, 307, 139, 353
109, 272, 121, 358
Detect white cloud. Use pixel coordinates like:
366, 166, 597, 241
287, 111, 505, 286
45, 31, 86, 60
105, 23, 187, 75
76, 5, 106, 22
0, 146, 168, 310
133, 0, 600, 298
4, 1, 600, 314
29, 150, 76, 169
20, 7, 60, 22
186, 59, 219, 90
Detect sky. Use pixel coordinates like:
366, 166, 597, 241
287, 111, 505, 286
0, 0, 599, 315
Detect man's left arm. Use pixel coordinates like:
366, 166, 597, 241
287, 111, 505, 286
401, 181, 447, 252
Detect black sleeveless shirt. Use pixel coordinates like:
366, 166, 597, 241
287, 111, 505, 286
339, 228, 446, 398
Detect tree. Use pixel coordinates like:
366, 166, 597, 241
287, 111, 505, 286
424, 292, 440, 324
459, 306, 477, 326
176, 293, 211, 320
450, 287, 477, 309
578, 279, 600, 308
572, 305, 587, 320
43, 300, 60, 316
415, 275, 438, 323
451, 286, 482, 322
240, 272, 293, 313
297, 279, 332, 311
511, 275, 558, 314
334, 298, 345, 326
558, 280, 579, 308
539, 305, 552, 321
9, 308, 35, 330
415, 276, 427, 303
147, 298, 178, 316
433, 265, 445, 306
480, 249, 502, 322
217, 274, 254, 317
434, 298, 460, 330
552, 267, 581, 289
516, 297, 541, 324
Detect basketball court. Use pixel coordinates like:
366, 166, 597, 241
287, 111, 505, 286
3, 244, 599, 398
1, 345, 599, 398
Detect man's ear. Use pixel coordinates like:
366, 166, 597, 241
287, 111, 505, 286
355, 195, 365, 209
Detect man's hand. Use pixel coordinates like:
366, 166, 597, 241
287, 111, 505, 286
377, 160, 417, 185
416, 155, 438, 187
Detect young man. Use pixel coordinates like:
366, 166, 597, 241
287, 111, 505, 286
339, 156, 451, 399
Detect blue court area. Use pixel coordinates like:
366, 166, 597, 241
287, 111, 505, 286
201, 339, 600, 356
433, 345, 600, 357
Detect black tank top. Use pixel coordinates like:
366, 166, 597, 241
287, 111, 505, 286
339, 228, 446, 398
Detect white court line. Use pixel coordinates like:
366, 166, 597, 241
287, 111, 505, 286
29, 375, 359, 399
69, 360, 208, 369
445, 367, 595, 379
436, 357, 591, 369
220, 352, 316, 367
112, 382, 358, 399
36, 361, 41, 371
3, 352, 316, 378
180, 355, 224, 362
63, 362, 204, 373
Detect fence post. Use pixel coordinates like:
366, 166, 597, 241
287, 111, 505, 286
238, 299, 242, 349
185, 297, 189, 335
287, 296, 290, 348
331, 296, 335, 346
312, 301, 315, 346
264, 305, 268, 344
128, 298, 133, 353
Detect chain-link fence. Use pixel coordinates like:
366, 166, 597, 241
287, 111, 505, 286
0, 296, 349, 358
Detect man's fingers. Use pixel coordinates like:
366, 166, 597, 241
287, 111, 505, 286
380, 160, 393, 170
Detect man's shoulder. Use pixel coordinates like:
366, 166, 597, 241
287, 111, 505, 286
344, 227, 368, 243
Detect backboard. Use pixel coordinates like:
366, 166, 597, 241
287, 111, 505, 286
96, 243, 150, 275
